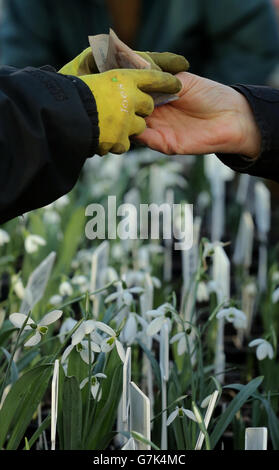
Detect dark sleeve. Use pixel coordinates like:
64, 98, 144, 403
217, 85, 279, 183
204, 0, 279, 85
0, 65, 99, 224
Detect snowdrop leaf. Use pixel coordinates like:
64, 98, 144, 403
0, 364, 52, 449
40, 310, 62, 326
62, 376, 82, 449
210, 376, 264, 448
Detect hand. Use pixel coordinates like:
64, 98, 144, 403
80, 69, 182, 156
59, 47, 189, 76
137, 72, 261, 159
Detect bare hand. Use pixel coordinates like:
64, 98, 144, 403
137, 72, 261, 159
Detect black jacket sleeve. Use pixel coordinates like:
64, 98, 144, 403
217, 85, 279, 182
0, 65, 99, 224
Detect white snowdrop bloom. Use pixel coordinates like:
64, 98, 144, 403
0, 309, 5, 329
0, 229, 10, 246
105, 284, 144, 307
120, 313, 138, 345
11, 275, 25, 300
49, 294, 63, 305
170, 332, 187, 356
203, 241, 227, 259
59, 317, 77, 343
59, 281, 73, 297
9, 310, 62, 347
197, 281, 209, 303
62, 339, 100, 365
72, 275, 89, 293
24, 234, 46, 254
197, 191, 211, 211
167, 406, 197, 426
111, 243, 125, 261
98, 322, 126, 363
80, 374, 107, 401
216, 307, 247, 329
272, 271, 279, 283
248, 338, 274, 360
201, 394, 213, 408
103, 267, 119, 284
43, 210, 60, 225
54, 195, 70, 209
272, 287, 279, 304
71, 320, 97, 346
146, 303, 173, 336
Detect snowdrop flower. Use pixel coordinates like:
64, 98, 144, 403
59, 317, 77, 343
105, 283, 144, 307
248, 338, 274, 360
167, 406, 197, 426
170, 332, 187, 356
59, 281, 73, 297
201, 394, 213, 408
197, 281, 209, 303
146, 303, 173, 336
25, 234, 46, 254
203, 241, 227, 259
71, 275, 89, 293
11, 275, 25, 300
272, 287, 279, 304
44, 195, 70, 210
120, 313, 138, 345
272, 271, 279, 284
0, 229, 10, 246
43, 210, 61, 225
62, 320, 102, 364
9, 310, 62, 347
99, 322, 126, 363
49, 294, 63, 306
80, 374, 107, 401
216, 307, 247, 329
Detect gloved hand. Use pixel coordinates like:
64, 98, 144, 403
79, 69, 182, 156
59, 47, 189, 76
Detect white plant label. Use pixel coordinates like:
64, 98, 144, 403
20, 252, 56, 315
51, 360, 59, 451
90, 241, 109, 315
122, 347, 131, 423
130, 381, 151, 450
245, 427, 268, 450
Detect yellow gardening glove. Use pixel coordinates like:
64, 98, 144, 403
59, 47, 99, 76
79, 69, 182, 156
136, 51, 189, 74
59, 47, 189, 76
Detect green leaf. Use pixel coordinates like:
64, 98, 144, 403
62, 376, 83, 450
0, 347, 19, 384
25, 415, 51, 450
137, 339, 161, 389
210, 376, 264, 448
86, 351, 123, 449
131, 431, 160, 450
227, 384, 279, 450
0, 364, 52, 449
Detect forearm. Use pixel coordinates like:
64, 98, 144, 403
0, 66, 99, 224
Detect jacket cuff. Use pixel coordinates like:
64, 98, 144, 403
217, 84, 279, 173
63, 74, 100, 156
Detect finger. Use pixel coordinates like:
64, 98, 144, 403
110, 139, 130, 154
134, 90, 154, 117
135, 51, 161, 70
134, 70, 182, 94
77, 47, 98, 75
147, 52, 189, 74
136, 127, 174, 155
129, 115, 147, 136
